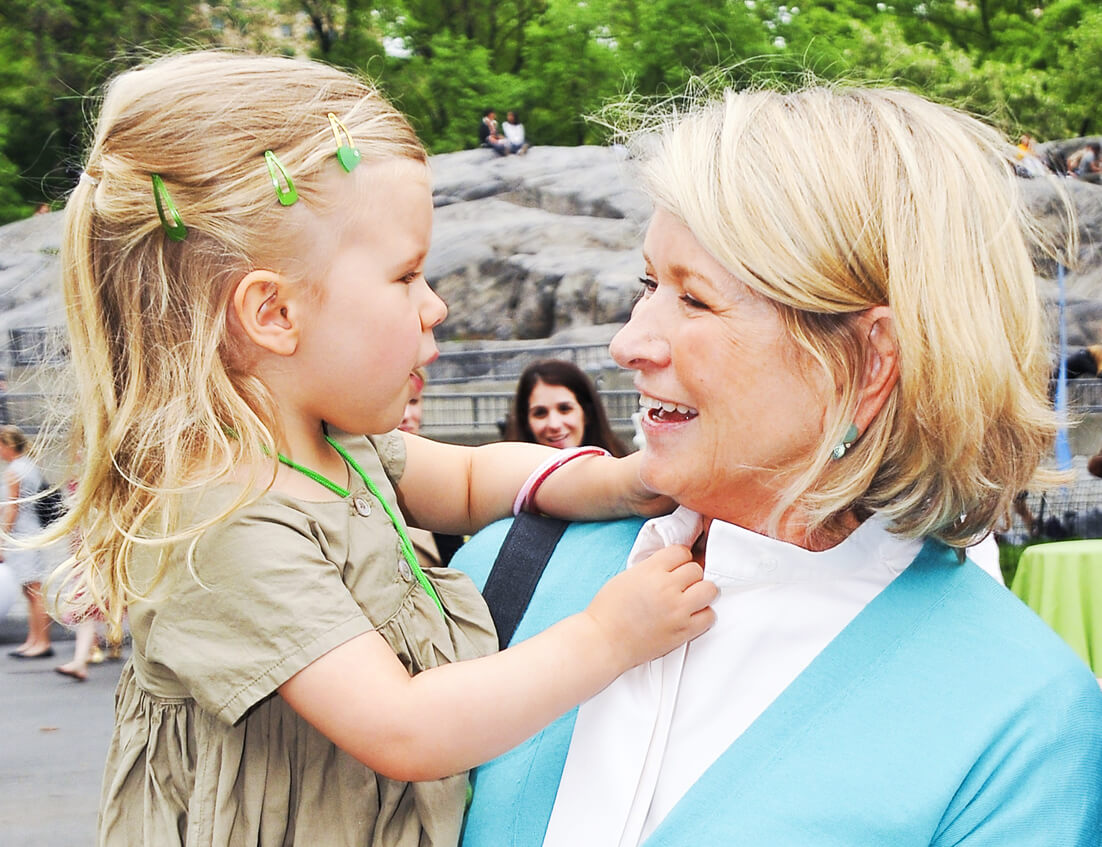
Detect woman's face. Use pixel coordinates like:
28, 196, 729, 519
527, 380, 586, 449
610, 209, 830, 530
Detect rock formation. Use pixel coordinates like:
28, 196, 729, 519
2, 145, 1102, 360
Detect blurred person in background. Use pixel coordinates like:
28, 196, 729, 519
0, 425, 54, 658
399, 367, 462, 566
506, 359, 627, 456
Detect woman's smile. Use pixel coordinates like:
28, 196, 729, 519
638, 392, 699, 425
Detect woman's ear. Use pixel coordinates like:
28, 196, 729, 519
853, 305, 900, 433
231, 270, 301, 356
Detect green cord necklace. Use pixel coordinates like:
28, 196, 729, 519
276, 435, 445, 618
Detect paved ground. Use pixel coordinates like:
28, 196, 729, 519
0, 606, 121, 847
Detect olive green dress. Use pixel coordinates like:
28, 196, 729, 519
98, 432, 498, 846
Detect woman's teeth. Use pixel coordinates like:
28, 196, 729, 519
639, 394, 698, 422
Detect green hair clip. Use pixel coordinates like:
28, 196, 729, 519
327, 113, 361, 172
264, 150, 298, 206
151, 174, 187, 242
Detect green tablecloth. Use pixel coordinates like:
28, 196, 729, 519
1011, 539, 1102, 675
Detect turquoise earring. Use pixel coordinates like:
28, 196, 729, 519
831, 424, 860, 460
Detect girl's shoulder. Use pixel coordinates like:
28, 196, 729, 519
329, 429, 407, 485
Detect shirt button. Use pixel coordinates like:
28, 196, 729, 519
397, 557, 412, 580
352, 497, 371, 517
760, 556, 778, 573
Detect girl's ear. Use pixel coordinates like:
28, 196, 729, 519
232, 270, 301, 356
853, 305, 900, 433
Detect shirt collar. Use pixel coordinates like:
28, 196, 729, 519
631, 506, 921, 585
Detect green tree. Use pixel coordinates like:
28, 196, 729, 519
0, 0, 208, 222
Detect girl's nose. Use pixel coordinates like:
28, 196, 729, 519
420, 282, 448, 331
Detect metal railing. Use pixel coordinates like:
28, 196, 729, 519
1061, 378, 1102, 413
419, 388, 640, 436
8, 327, 69, 367
6, 379, 1102, 436
428, 342, 618, 385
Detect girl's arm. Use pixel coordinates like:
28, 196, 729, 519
396, 433, 669, 536
279, 544, 715, 781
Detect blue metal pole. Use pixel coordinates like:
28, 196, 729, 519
1055, 263, 1073, 471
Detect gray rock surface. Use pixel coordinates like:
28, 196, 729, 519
0, 212, 66, 353
3, 145, 1102, 357
428, 146, 648, 340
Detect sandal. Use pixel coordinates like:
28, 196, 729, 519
55, 665, 88, 682
10, 647, 55, 659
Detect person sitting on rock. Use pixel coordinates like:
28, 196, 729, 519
1014, 134, 1047, 177
479, 109, 509, 156
503, 111, 529, 155
1069, 142, 1101, 183
1063, 345, 1102, 379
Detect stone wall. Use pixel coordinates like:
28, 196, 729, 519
3, 144, 1102, 353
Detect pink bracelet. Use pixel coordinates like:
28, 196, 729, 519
512, 446, 610, 516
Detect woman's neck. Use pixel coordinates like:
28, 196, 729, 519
696, 509, 861, 556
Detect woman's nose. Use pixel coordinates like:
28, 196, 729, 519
610, 303, 667, 370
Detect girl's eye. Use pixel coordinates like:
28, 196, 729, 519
400, 270, 422, 285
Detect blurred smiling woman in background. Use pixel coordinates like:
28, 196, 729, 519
506, 359, 627, 456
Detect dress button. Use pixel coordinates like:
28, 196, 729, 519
352, 497, 371, 517
397, 557, 412, 580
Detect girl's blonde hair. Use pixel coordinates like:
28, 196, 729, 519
51, 51, 426, 638
627, 85, 1066, 547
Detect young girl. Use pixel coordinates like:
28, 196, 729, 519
51, 50, 716, 846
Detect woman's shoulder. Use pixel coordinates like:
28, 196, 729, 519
909, 540, 1098, 696
6, 454, 36, 477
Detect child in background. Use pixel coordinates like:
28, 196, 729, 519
51, 52, 715, 846
398, 366, 462, 567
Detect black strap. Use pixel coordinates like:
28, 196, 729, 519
482, 513, 569, 650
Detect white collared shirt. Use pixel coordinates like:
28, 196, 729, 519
543, 508, 925, 847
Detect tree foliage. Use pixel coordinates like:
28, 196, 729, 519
0, 0, 1100, 222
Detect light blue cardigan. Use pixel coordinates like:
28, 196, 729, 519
455, 518, 1102, 846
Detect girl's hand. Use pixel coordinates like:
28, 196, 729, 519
582, 544, 716, 672
280, 543, 715, 781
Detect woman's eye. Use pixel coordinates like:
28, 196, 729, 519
680, 293, 710, 310
529, 408, 548, 419
635, 276, 657, 301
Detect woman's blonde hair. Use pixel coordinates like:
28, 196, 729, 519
50, 51, 426, 638
627, 84, 1066, 547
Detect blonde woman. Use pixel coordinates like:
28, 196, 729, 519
0, 425, 53, 658
458, 86, 1102, 845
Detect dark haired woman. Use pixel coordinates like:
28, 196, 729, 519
506, 360, 627, 456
